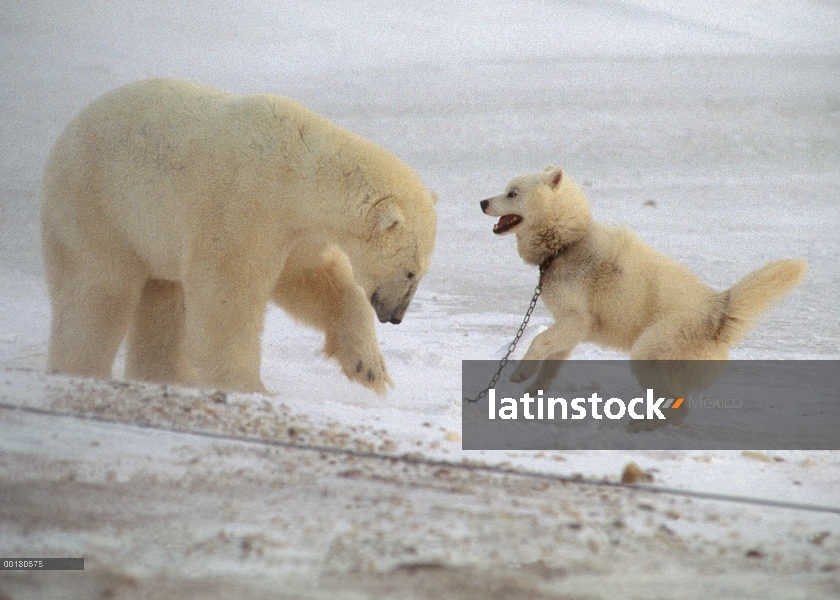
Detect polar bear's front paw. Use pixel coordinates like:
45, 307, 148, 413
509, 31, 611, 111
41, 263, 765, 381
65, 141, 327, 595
510, 361, 538, 383
341, 350, 393, 395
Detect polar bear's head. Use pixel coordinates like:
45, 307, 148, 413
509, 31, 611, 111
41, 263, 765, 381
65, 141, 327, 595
347, 188, 437, 324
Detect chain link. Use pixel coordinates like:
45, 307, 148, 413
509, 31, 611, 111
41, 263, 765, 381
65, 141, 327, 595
464, 249, 562, 404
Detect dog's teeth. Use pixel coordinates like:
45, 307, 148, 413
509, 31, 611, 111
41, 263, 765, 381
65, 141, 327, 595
493, 214, 522, 234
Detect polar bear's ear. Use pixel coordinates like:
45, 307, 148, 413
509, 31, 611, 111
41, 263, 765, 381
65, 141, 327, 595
548, 167, 564, 189
543, 165, 556, 172
375, 203, 405, 233
430, 191, 439, 205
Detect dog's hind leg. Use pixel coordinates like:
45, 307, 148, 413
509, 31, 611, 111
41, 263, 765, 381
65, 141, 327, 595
629, 317, 728, 429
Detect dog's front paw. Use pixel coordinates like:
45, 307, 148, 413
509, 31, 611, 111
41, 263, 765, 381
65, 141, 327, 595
525, 381, 545, 397
510, 361, 538, 383
340, 347, 393, 395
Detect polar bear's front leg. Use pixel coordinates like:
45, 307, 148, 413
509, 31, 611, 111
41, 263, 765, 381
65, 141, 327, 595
272, 245, 392, 395
327, 283, 393, 395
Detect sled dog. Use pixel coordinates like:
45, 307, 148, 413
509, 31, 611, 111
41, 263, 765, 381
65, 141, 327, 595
480, 166, 807, 422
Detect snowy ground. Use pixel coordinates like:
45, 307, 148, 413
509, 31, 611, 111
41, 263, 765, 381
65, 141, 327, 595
1, 1, 839, 597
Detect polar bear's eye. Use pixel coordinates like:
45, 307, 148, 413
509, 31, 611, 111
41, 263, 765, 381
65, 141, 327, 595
507, 190, 517, 198
407, 271, 415, 279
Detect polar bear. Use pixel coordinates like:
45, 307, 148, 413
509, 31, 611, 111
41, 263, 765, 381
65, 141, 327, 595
40, 79, 437, 394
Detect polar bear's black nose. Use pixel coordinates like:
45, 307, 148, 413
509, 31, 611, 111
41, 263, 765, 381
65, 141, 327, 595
389, 317, 402, 325
480, 199, 490, 213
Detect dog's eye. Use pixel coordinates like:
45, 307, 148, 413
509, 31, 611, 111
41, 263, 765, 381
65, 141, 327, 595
507, 190, 517, 198
407, 271, 415, 279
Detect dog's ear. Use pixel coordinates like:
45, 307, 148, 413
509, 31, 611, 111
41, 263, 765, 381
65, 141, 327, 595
543, 164, 555, 172
548, 167, 564, 189
429, 190, 439, 205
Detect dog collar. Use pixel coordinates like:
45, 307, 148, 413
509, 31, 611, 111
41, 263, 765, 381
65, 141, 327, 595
538, 245, 567, 282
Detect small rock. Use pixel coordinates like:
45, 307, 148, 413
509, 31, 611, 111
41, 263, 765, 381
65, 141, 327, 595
621, 462, 654, 484
444, 431, 461, 443
741, 450, 772, 462
810, 531, 830, 546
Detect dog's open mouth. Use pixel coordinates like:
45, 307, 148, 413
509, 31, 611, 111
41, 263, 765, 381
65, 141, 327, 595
493, 214, 523, 234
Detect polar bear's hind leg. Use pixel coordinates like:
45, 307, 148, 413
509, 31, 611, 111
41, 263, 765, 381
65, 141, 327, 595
126, 278, 196, 385
43, 228, 146, 380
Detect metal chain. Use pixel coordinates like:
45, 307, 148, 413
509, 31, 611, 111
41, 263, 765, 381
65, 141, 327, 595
464, 249, 562, 404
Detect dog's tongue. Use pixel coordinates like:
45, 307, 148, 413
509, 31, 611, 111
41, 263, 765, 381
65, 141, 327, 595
495, 214, 518, 231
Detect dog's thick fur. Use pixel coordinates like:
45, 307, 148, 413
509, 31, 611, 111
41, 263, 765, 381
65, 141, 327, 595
481, 166, 807, 404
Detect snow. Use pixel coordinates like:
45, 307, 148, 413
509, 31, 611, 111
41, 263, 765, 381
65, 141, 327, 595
1, 1, 839, 597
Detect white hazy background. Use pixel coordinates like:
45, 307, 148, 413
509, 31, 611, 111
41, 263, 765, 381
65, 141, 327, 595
1, 0, 839, 502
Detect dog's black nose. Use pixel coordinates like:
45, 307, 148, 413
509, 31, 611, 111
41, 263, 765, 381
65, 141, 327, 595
480, 199, 490, 213
389, 317, 402, 325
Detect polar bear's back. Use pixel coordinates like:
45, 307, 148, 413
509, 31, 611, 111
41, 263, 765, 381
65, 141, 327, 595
41, 79, 433, 283
45, 79, 278, 186
40, 79, 327, 278
42, 78, 403, 211
41, 79, 241, 278
51, 79, 238, 170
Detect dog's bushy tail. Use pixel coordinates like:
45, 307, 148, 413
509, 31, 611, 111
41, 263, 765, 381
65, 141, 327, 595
715, 259, 807, 345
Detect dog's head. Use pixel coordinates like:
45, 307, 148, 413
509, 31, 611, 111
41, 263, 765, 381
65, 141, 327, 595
480, 166, 591, 264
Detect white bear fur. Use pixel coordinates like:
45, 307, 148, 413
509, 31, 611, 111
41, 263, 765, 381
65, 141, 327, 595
40, 79, 437, 394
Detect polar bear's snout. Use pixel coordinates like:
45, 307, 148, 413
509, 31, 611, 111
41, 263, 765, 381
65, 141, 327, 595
370, 291, 402, 324
371, 280, 419, 324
